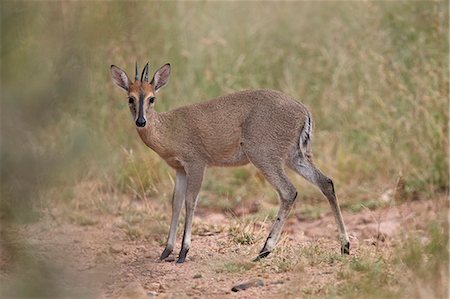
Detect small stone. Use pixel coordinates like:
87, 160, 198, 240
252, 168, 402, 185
185, 290, 195, 296
158, 283, 167, 292
381, 189, 394, 203
164, 257, 175, 262
148, 282, 159, 290
147, 291, 157, 297
109, 244, 123, 254
193, 273, 202, 279
117, 281, 147, 299
231, 279, 264, 292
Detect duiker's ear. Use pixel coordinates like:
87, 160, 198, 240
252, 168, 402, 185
151, 63, 170, 92
110, 65, 130, 92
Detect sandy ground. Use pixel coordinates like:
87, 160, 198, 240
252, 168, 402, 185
1, 197, 446, 298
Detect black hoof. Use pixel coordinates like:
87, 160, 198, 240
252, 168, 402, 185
176, 248, 189, 264
341, 242, 350, 255
252, 250, 271, 262
160, 247, 173, 260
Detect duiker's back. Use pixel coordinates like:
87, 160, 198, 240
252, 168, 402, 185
110, 63, 349, 264
160, 89, 309, 167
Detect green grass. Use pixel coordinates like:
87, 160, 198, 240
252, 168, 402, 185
345, 199, 385, 213
1, 2, 448, 298
297, 204, 328, 220
332, 220, 448, 299
214, 261, 256, 274
69, 213, 98, 226
2, 1, 447, 215
281, 221, 448, 298
228, 221, 258, 245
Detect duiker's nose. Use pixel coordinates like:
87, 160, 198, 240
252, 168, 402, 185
136, 118, 146, 127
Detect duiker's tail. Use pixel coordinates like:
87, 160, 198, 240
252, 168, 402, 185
299, 111, 313, 159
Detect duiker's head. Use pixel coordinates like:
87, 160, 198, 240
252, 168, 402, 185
110, 63, 170, 128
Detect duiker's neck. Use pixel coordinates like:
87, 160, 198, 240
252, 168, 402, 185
136, 109, 164, 151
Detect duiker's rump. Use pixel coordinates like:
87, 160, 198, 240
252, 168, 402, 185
110, 62, 350, 263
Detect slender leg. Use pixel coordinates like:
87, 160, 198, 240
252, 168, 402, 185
176, 164, 205, 264
253, 166, 298, 261
160, 169, 187, 260
289, 158, 350, 254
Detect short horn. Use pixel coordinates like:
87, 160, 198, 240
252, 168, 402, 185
135, 62, 139, 81
141, 62, 149, 82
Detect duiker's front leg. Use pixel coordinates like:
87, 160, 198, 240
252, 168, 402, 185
160, 169, 187, 260
176, 164, 205, 264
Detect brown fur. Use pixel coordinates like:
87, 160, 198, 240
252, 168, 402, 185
138, 89, 308, 169
110, 64, 350, 263
128, 81, 155, 99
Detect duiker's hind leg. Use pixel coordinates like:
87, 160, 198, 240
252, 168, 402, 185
288, 157, 350, 254
251, 163, 298, 261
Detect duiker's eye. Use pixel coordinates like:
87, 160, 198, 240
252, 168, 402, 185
149, 97, 155, 103
128, 97, 134, 104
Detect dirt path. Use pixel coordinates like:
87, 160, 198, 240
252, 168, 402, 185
1, 198, 445, 298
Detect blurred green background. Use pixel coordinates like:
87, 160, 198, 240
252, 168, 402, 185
0, 1, 448, 297
2, 1, 447, 220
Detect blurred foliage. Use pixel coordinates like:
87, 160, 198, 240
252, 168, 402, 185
0, 1, 448, 297
2, 2, 447, 219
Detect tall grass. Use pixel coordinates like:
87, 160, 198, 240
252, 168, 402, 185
2, 2, 447, 217
1, 2, 448, 296
0, 1, 449, 297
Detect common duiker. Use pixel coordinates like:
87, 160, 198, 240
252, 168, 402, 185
110, 62, 350, 263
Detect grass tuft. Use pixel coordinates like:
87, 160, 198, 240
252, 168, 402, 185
215, 261, 256, 274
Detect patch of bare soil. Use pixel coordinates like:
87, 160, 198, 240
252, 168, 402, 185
1, 198, 446, 298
